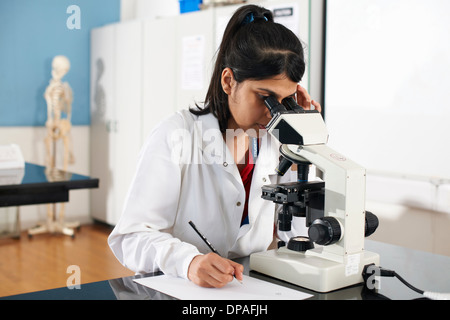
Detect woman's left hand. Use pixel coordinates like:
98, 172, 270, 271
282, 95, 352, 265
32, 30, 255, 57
296, 84, 322, 113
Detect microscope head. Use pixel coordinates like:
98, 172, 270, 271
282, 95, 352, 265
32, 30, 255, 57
264, 96, 329, 146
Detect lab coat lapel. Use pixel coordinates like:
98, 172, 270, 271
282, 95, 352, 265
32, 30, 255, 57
230, 132, 281, 255
245, 132, 280, 225
197, 113, 242, 183
255, 131, 281, 184
196, 115, 280, 195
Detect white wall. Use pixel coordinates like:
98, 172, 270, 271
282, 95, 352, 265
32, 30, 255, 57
324, 0, 450, 257
367, 200, 450, 257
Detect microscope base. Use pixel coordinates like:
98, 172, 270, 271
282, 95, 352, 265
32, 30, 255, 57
249, 248, 380, 293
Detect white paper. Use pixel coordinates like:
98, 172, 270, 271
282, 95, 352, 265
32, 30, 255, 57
181, 35, 205, 90
133, 274, 312, 300
0, 144, 25, 169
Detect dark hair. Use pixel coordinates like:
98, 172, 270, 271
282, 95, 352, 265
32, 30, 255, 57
190, 4, 306, 132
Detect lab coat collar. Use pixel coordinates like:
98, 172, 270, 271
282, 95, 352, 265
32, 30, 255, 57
194, 112, 230, 168
194, 112, 280, 177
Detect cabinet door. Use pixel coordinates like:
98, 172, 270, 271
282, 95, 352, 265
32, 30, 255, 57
175, 10, 215, 111
90, 24, 117, 224
142, 17, 177, 141
113, 20, 143, 225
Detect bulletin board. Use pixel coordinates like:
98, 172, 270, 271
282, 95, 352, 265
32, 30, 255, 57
324, 0, 450, 180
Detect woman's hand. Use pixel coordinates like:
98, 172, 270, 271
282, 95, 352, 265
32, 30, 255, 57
188, 253, 244, 288
296, 84, 322, 113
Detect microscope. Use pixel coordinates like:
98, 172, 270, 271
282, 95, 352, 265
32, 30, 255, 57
249, 96, 380, 292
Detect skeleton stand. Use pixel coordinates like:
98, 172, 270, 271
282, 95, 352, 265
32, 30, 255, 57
28, 124, 80, 239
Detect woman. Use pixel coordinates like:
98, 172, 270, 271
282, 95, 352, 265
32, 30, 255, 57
108, 4, 321, 288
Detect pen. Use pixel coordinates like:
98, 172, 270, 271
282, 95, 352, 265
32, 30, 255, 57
188, 220, 243, 284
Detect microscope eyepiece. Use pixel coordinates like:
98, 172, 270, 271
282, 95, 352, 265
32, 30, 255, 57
264, 96, 287, 118
282, 96, 304, 113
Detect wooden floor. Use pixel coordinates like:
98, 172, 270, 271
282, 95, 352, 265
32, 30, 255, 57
0, 223, 134, 297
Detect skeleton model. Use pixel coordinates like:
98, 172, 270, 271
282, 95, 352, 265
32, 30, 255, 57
44, 55, 75, 170
28, 55, 79, 238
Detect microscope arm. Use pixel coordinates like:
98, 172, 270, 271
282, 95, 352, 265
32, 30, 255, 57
264, 95, 368, 259
284, 143, 366, 261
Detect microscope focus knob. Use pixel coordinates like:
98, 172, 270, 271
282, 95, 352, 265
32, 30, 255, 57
308, 217, 342, 246
365, 211, 379, 237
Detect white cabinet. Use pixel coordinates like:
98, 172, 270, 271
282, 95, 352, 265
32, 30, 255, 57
90, 24, 117, 225
90, 21, 144, 225
175, 10, 214, 112
89, 14, 214, 225
113, 21, 143, 225
141, 17, 177, 140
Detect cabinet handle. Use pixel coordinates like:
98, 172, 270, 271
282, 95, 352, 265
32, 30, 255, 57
106, 120, 118, 133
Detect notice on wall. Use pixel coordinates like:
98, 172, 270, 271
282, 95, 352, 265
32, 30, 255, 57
267, 3, 300, 36
181, 35, 205, 91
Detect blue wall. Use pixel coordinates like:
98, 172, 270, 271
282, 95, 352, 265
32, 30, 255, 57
0, 0, 120, 126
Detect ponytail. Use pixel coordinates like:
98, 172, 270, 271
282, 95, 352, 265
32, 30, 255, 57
190, 5, 305, 132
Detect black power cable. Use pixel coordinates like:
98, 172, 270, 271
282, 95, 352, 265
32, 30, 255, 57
362, 264, 449, 300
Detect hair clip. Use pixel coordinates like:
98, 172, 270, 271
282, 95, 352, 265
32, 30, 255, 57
242, 12, 268, 25
242, 12, 255, 25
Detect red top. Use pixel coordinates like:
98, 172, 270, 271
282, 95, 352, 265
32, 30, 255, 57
239, 151, 255, 226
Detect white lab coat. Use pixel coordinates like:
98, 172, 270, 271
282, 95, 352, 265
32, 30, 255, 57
108, 109, 297, 279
